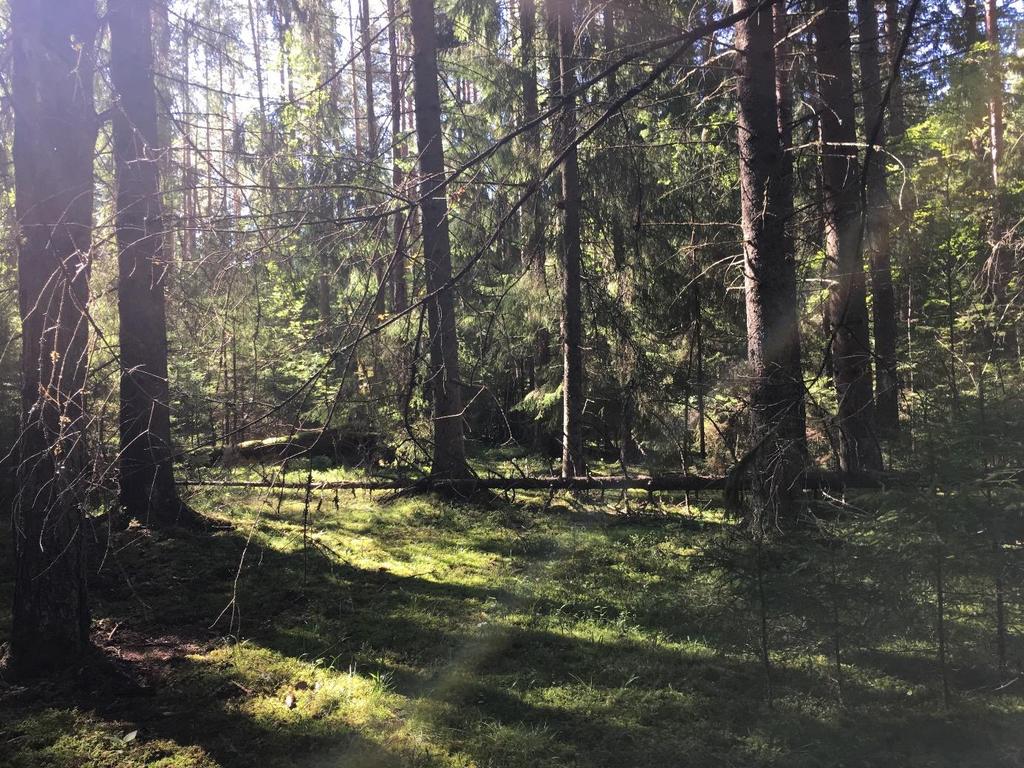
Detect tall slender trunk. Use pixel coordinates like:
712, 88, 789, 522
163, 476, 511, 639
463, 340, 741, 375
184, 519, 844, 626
520, 0, 551, 450
409, 0, 469, 478
883, 0, 906, 139
550, 0, 585, 478
182, 24, 196, 261
984, 0, 1011, 349
815, 0, 882, 472
964, 0, 981, 49
858, 0, 899, 433
361, 0, 386, 317
247, 0, 270, 187
388, 0, 408, 313
521, 0, 545, 279
604, 6, 637, 465
110, 0, 192, 527
350, 0, 363, 155
7, 0, 97, 678
735, 0, 807, 522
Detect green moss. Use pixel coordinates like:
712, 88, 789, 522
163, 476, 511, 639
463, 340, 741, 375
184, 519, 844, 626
1, 484, 1023, 767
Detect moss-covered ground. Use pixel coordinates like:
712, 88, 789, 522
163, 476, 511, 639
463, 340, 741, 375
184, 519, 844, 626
1, 472, 1022, 766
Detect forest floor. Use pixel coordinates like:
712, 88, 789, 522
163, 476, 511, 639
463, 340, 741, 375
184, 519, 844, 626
1, 466, 1023, 767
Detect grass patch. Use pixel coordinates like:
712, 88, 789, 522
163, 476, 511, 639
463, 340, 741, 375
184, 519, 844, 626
1, 481, 1022, 766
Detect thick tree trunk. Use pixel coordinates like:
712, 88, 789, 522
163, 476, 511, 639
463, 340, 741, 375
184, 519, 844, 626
551, 0, 585, 478
815, 0, 883, 472
388, 0, 409, 313
857, 0, 899, 433
735, 0, 807, 523
409, 0, 469, 478
110, 0, 192, 527
7, 0, 97, 678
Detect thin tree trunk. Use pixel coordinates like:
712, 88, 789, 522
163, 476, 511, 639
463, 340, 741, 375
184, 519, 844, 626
521, 0, 546, 279
735, 0, 807, 523
815, 0, 882, 472
550, 0, 585, 478
984, 0, 1012, 351
857, 0, 899, 433
7, 0, 97, 678
884, 0, 906, 139
388, 0, 409, 313
350, 0, 363, 155
521, 0, 551, 452
110, 0, 194, 527
964, 0, 981, 49
361, 0, 386, 317
409, 0, 469, 478
246, 0, 270, 186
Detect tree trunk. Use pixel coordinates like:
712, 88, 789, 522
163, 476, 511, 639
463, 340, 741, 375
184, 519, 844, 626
735, 0, 807, 523
550, 0, 585, 478
883, 0, 906, 139
964, 0, 981, 49
521, 0, 546, 280
388, 0, 409, 313
409, 0, 469, 478
520, 0, 551, 452
983, 0, 1012, 352
815, 0, 882, 472
361, 0, 386, 318
110, 0, 193, 527
857, 0, 899, 433
7, 0, 97, 678
350, 0, 363, 155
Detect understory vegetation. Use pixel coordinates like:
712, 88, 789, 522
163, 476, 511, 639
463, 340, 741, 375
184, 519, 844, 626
2, 472, 1023, 767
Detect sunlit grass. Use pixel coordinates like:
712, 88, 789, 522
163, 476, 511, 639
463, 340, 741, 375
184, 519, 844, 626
2, 475, 1023, 767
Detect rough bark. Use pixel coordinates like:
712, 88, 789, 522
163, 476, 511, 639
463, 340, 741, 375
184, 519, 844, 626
110, 0, 193, 527
815, 0, 883, 472
735, 0, 807, 523
409, 0, 469, 478
7, 0, 97, 678
857, 0, 899, 433
550, 0, 585, 478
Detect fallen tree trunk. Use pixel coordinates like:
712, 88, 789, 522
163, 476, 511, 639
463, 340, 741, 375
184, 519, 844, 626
203, 429, 392, 466
177, 471, 904, 493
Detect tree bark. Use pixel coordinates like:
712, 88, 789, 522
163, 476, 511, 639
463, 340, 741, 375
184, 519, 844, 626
550, 0, 585, 478
409, 0, 469, 478
735, 0, 807, 523
7, 0, 97, 677
815, 0, 883, 472
857, 0, 899, 433
110, 0, 193, 527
